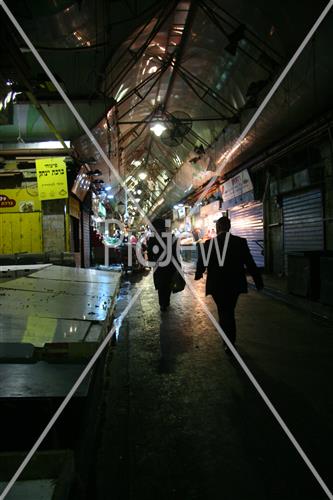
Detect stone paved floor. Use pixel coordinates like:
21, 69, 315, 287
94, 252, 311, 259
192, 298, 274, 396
94, 266, 333, 500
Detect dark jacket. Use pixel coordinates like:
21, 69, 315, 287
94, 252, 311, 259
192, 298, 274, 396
147, 235, 180, 290
195, 233, 263, 296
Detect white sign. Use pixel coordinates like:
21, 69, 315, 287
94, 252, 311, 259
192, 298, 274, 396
199, 200, 220, 217
178, 206, 186, 219
220, 169, 253, 202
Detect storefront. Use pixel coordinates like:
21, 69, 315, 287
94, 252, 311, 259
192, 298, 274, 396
221, 169, 264, 268
0, 156, 79, 261
0, 187, 42, 254
192, 200, 222, 239
69, 195, 81, 266
80, 192, 92, 268
228, 202, 264, 268
267, 153, 327, 277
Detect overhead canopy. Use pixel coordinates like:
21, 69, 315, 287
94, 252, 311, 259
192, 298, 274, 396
0, 0, 165, 141
1, 0, 333, 217
74, 0, 333, 217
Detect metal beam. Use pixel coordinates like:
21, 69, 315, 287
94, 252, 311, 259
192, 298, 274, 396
174, 63, 237, 114
116, 63, 168, 112
117, 117, 228, 124
135, 0, 196, 208
0, 148, 73, 157
162, 1, 197, 108
200, 2, 279, 74
105, 0, 179, 95
204, 0, 283, 61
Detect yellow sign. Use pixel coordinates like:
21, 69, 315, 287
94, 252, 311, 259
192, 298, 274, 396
0, 188, 41, 213
36, 157, 68, 201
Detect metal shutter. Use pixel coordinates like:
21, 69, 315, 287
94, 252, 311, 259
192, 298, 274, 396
82, 211, 91, 268
282, 189, 324, 254
229, 201, 264, 267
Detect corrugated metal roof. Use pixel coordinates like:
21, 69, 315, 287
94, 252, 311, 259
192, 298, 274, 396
2, 0, 333, 219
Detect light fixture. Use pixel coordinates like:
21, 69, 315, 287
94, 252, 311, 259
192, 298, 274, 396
150, 122, 167, 137
137, 189, 142, 195
138, 172, 147, 180
135, 197, 140, 202
87, 169, 102, 176
105, 186, 112, 191
131, 160, 142, 167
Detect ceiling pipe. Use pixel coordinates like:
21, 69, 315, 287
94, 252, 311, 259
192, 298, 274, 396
0, 148, 73, 157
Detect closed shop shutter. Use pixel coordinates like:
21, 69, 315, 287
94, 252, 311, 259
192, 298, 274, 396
229, 201, 264, 267
82, 211, 91, 268
0, 212, 43, 254
282, 189, 324, 254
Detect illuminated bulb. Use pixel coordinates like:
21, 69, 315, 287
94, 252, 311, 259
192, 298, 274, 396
131, 160, 142, 167
150, 122, 167, 137
138, 172, 147, 180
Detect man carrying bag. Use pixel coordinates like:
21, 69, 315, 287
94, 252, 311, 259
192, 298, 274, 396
148, 218, 185, 312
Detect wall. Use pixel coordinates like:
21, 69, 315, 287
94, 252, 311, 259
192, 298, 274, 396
266, 194, 284, 275
41, 199, 67, 254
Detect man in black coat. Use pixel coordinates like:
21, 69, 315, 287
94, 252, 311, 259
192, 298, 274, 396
195, 216, 263, 351
147, 218, 183, 311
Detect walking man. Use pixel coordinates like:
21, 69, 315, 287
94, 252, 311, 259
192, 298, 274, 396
195, 216, 263, 352
147, 218, 183, 311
